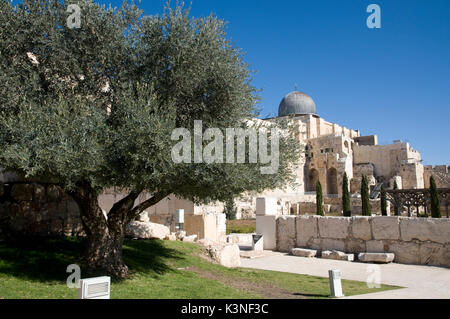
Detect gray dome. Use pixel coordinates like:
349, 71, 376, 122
278, 91, 317, 117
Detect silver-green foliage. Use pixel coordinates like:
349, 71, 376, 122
0, 0, 300, 204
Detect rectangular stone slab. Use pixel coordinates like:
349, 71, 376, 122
291, 248, 317, 258
321, 250, 354, 262
358, 252, 395, 263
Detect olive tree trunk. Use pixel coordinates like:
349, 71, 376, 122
70, 183, 168, 279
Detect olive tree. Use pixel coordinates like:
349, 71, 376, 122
0, 1, 301, 278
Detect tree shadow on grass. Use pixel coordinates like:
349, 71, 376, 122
0, 237, 184, 283
122, 239, 184, 279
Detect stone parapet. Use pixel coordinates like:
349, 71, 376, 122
272, 215, 450, 267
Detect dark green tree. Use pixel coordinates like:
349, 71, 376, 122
393, 180, 399, 216
224, 198, 237, 220
361, 175, 371, 216
380, 184, 388, 216
430, 176, 441, 218
316, 181, 324, 216
0, 1, 301, 278
342, 172, 351, 217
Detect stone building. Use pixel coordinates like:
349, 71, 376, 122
232, 90, 447, 217
1, 90, 448, 239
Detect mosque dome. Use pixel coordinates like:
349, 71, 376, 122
278, 91, 317, 117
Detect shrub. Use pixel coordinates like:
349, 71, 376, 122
316, 181, 324, 216
381, 184, 388, 216
361, 175, 371, 216
430, 176, 441, 218
342, 172, 351, 217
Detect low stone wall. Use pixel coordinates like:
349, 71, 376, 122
297, 198, 384, 216
0, 183, 84, 237
1, 182, 227, 242
276, 215, 450, 267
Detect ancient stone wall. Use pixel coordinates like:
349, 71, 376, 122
0, 182, 84, 237
0, 182, 226, 241
399, 163, 425, 189
296, 198, 384, 216
424, 165, 450, 188
275, 215, 449, 267
353, 142, 421, 181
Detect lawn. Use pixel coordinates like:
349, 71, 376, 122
0, 237, 401, 299
226, 219, 256, 234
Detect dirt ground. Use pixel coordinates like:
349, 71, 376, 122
186, 266, 309, 299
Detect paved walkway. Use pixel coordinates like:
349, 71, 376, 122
240, 251, 450, 299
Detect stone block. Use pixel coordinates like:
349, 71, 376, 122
182, 234, 198, 243
227, 233, 253, 245
256, 197, 278, 216
372, 217, 400, 240
256, 215, 277, 250
366, 240, 388, 253
165, 233, 177, 241
321, 250, 354, 261
400, 218, 450, 245
11, 184, 33, 201
176, 230, 187, 240
352, 216, 372, 240
345, 239, 366, 253
318, 217, 350, 239
125, 221, 170, 240
296, 215, 318, 247
419, 243, 450, 267
277, 216, 296, 252
358, 253, 395, 263
389, 241, 420, 264
291, 248, 317, 258
308, 237, 322, 251
321, 238, 346, 252
203, 242, 241, 268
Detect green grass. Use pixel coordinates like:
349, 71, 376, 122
0, 237, 401, 299
226, 219, 256, 235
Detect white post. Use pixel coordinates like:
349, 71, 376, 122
255, 197, 278, 250
328, 269, 344, 298
176, 209, 185, 230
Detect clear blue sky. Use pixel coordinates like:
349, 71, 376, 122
116, 0, 449, 166
39, 1, 450, 164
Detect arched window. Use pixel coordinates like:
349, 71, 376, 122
306, 168, 319, 192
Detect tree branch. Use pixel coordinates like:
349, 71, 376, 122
127, 191, 170, 224
107, 190, 142, 227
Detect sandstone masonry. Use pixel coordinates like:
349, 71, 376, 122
276, 215, 449, 267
